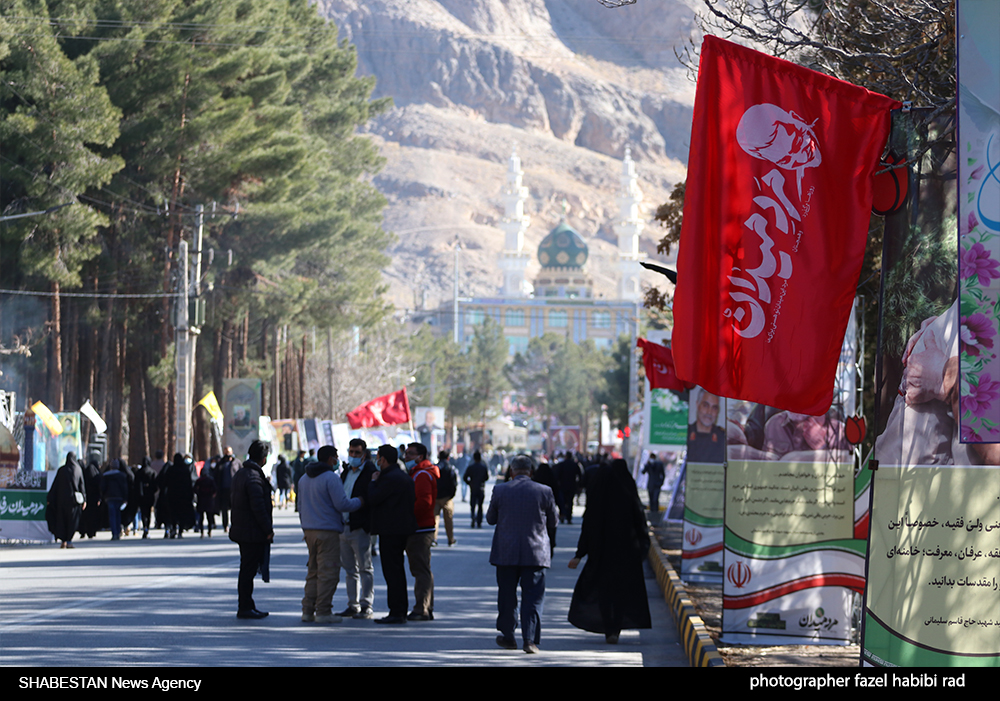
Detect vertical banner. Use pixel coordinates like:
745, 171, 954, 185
46, 413, 82, 471
682, 389, 727, 581
415, 406, 446, 457
643, 331, 688, 452
958, 0, 1000, 442
721, 317, 863, 645
673, 36, 898, 414
863, 77, 1000, 664
222, 379, 261, 462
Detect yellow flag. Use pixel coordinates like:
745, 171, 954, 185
197, 391, 224, 423
31, 401, 64, 436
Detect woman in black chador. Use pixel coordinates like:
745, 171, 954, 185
567, 458, 651, 644
47, 452, 87, 548
165, 453, 196, 538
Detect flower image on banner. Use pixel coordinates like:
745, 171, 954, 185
958, 0, 1000, 443
673, 36, 900, 415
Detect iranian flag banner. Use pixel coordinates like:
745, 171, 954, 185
673, 36, 899, 414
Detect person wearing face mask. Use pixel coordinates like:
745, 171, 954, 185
337, 438, 377, 619
403, 442, 439, 621
367, 445, 416, 624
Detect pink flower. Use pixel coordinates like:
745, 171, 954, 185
961, 242, 1000, 286
961, 372, 1000, 418
961, 212, 980, 237
960, 313, 997, 358
960, 421, 982, 442
969, 164, 985, 181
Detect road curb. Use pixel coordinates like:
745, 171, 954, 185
648, 535, 725, 668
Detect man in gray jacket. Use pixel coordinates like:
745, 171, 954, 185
297, 445, 363, 624
486, 454, 557, 654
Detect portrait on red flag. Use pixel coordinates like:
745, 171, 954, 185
672, 36, 900, 415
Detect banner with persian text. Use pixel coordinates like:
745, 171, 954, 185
721, 315, 864, 644
862, 51, 1000, 663
681, 388, 727, 582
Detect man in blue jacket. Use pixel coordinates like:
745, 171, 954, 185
298, 445, 363, 624
486, 455, 557, 654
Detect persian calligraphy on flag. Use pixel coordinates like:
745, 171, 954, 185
672, 36, 899, 414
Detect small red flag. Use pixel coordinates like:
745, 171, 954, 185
673, 36, 899, 414
637, 338, 693, 391
346, 388, 412, 429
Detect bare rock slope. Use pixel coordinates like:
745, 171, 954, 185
316, 0, 699, 311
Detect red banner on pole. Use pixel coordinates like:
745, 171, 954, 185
673, 36, 899, 415
637, 338, 693, 392
346, 388, 412, 429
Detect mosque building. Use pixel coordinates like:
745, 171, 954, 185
452, 146, 652, 355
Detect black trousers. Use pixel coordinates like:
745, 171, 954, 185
237, 541, 267, 612
470, 490, 485, 525
378, 533, 409, 617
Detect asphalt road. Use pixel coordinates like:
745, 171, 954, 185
1, 483, 686, 668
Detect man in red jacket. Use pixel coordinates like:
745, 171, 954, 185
403, 442, 439, 621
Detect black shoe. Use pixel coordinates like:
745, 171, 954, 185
496, 635, 517, 650
237, 609, 269, 620
337, 606, 360, 617
523, 642, 540, 654
407, 611, 431, 621
375, 615, 406, 625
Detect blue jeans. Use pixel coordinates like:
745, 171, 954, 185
106, 499, 124, 540
495, 565, 545, 646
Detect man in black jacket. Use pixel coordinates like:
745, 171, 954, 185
463, 452, 490, 528
338, 438, 377, 619
366, 445, 415, 624
230, 440, 273, 620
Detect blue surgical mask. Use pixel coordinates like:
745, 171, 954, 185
405, 459, 417, 470
348, 456, 363, 468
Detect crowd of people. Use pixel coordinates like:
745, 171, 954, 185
45, 441, 654, 652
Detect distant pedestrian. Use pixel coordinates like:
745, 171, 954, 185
100, 458, 129, 541
194, 468, 217, 537
367, 445, 416, 625
404, 442, 438, 621
487, 454, 557, 654
463, 451, 489, 528
568, 459, 651, 644
297, 445, 363, 624
434, 450, 458, 546
275, 456, 293, 509
134, 457, 157, 539
214, 447, 240, 533
230, 440, 274, 620
47, 452, 86, 549
642, 453, 666, 515
338, 439, 377, 619
79, 453, 102, 539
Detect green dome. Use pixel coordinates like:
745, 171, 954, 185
538, 221, 588, 269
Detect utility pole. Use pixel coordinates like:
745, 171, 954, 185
453, 236, 461, 344
174, 205, 205, 456
175, 241, 190, 455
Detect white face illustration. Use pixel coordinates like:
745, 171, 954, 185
736, 103, 822, 173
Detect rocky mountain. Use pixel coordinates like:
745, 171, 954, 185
315, 0, 701, 312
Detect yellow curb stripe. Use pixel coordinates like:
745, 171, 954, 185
648, 535, 725, 667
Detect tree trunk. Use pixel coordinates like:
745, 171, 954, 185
49, 281, 63, 411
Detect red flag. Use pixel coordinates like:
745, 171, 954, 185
346, 388, 412, 429
673, 36, 899, 414
637, 338, 693, 391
